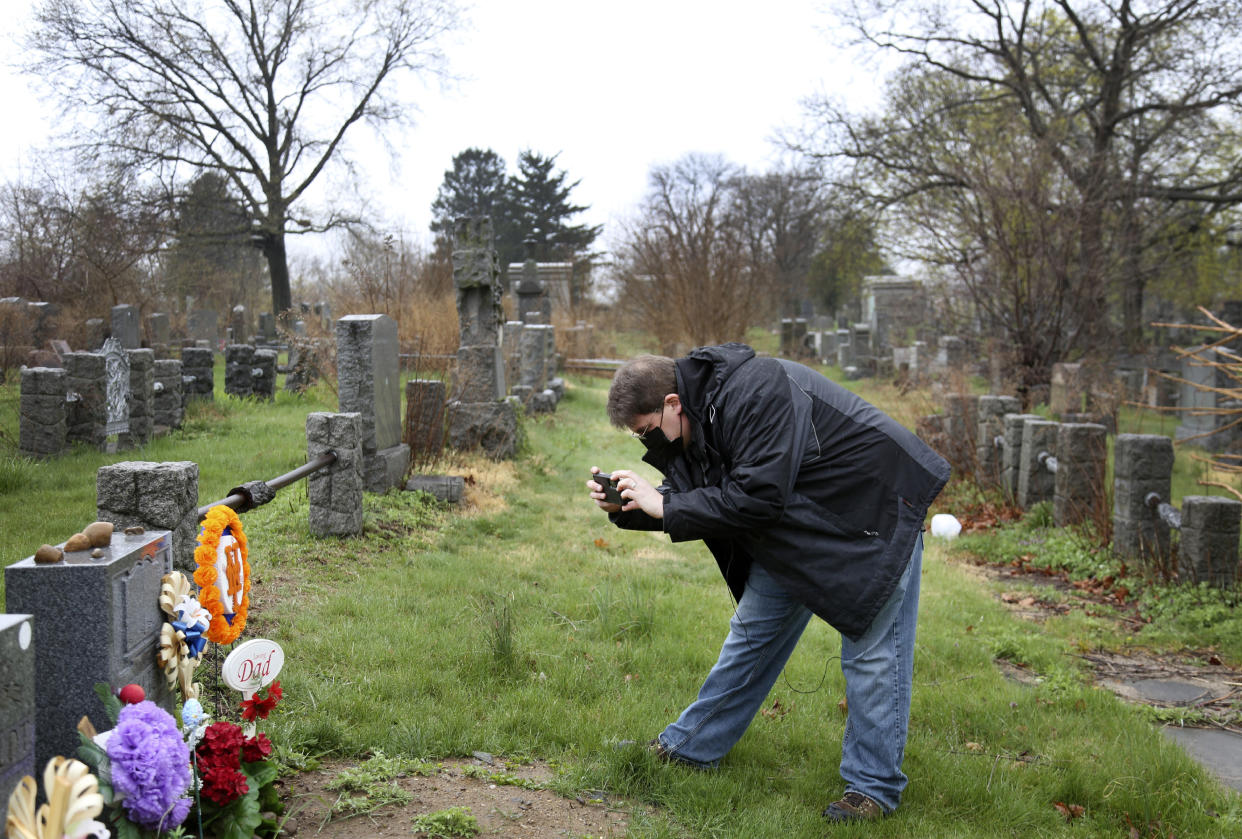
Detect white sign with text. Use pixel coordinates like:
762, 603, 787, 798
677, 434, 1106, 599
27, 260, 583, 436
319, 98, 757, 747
222, 638, 284, 693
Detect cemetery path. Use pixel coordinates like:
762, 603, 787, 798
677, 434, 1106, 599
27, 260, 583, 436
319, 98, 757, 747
277, 755, 629, 838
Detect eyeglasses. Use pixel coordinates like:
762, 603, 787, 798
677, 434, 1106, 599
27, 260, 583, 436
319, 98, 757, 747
630, 404, 666, 439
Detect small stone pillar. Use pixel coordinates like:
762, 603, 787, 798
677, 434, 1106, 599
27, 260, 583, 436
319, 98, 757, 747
1017, 420, 1059, 510
336, 314, 409, 491
1001, 413, 1042, 499
96, 460, 200, 573
1049, 362, 1085, 417
515, 259, 547, 324
1181, 497, 1242, 587
111, 304, 140, 349
307, 412, 364, 536
404, 379, 446, 463
252, 348, 277, 400
121, 348, 154, 448
975, 395, 1020, 489
181, 346, 215, 400
5, 530, 173, 777
0, 614, 35, 827
230, 305, 248, 344
153, 358, 184, 429
225, 343, 256, 398
1112, 434, 1174, 568
19, 366, 67, 457
1053, 422, 1108, 528
942, 393, 979, 472
63, 351, 107, 448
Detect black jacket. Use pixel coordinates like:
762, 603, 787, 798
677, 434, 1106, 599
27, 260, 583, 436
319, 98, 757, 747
611, 343, 950, 640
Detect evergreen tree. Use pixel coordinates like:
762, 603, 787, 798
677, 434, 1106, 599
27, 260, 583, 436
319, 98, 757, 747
164, 172, 265, 312
508, 151, 601, 263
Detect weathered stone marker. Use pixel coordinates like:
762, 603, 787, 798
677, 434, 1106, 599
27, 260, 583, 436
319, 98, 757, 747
111, 303, 140, 349
5, 530, 173, 777
448, 217, 516, 459
19, 366, 67, 457
307, 412, 364, 536
1113, 434, 1175, 568
96, 461, 200, 573
1053, 422, 1108, 528
336, 314, 409, 491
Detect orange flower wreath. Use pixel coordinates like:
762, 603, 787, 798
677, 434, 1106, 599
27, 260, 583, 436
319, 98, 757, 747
193, 505, 250, 645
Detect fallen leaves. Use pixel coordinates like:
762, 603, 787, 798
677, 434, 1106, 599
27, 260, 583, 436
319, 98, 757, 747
1053, 801, 1085, 821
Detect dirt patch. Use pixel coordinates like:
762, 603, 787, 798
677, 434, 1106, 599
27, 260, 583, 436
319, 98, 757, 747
279, 756, 630, 839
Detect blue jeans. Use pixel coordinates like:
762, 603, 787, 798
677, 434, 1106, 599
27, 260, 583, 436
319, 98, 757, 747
658, 536, 923, 813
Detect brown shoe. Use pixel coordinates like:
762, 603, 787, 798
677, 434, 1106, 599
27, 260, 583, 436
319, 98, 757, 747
822, 791, 884, 823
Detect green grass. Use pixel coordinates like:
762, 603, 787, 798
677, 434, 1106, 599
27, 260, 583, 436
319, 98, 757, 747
1, 367, 1239, 837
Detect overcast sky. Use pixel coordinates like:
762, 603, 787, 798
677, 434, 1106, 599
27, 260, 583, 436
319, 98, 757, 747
0, 1, 886, 260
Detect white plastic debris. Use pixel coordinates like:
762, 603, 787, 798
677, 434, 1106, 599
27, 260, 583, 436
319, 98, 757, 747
929, 513, 963, 540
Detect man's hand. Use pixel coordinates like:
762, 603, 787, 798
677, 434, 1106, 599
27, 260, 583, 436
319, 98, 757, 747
605, 469, 664, 519
587, 466, 622, 512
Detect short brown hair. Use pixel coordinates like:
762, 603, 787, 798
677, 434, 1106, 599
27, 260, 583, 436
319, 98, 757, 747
606, 354, 677, 428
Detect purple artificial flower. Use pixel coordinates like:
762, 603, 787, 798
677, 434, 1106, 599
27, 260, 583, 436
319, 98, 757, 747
105, 700, 194, 831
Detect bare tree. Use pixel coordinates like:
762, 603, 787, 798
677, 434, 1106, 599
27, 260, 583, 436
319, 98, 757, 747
732, 167, 829, 319
797, 0, 1242, 354
28, 0, 460, 317
614, 154, 765, 351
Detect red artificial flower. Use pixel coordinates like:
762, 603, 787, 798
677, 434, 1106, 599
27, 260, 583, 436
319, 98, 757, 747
241, 733, 272, 763
200, 766, 249, 806
199, 721, 245, 757
239, 681, 282, 722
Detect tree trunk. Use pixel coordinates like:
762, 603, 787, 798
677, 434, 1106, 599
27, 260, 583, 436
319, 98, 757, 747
264, 231, 292, 317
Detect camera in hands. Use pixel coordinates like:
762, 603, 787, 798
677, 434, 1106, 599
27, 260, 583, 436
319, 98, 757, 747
592, 472, 625, 506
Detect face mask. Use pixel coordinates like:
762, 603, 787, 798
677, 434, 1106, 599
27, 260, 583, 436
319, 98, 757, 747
640, 405, 682, 458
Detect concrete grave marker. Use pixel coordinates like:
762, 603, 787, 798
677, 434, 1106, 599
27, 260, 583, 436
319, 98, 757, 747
5, 530, 173, 777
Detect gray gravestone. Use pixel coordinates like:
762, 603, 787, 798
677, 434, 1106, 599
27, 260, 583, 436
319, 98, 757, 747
84, 318, 105, 352
111, 304, 140, 349
0, 615, 35, 828
146, 312, 170, 347
188, 310, 218, 348
336, 314, 408, 490
5, 530, 173, 777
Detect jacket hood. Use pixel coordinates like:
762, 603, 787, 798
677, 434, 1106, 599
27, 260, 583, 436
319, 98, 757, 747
675, 342, 756, 421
